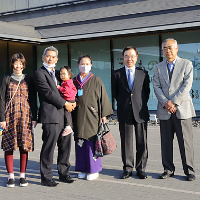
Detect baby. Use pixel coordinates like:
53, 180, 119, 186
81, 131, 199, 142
57, 66, 77, 136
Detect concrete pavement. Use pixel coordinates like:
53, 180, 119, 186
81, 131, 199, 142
0, 124, 200, 200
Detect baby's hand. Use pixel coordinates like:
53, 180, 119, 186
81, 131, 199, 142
57, 85, 60, 88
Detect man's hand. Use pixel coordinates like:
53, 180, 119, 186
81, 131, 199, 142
101, 117, 107, 124
165, 100, 176, 114
168, 106, 177, 114
65, 101, 76, 112
57, 85, 60, 88
0, 121, 6, 129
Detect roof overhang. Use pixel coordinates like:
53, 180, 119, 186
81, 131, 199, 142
40, 21, 200, 43
1, 21, 200, 44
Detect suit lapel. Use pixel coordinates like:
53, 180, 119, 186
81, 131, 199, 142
122, 67, 141, 93
132, 68, 145, 93
160, 62, 170, 87
170, 57, 181, 85
121, 67, 130, 91
132, 68, 139, 93
41, 66, 58, 90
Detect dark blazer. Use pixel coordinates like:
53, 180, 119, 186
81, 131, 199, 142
112, 66, 150, 123
33, 66, 66, 123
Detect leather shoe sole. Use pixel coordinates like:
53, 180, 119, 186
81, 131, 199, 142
159, 172, 174, 179
136, 171, 147, 179
187, 174, 196, 181
120, 171, 132, 179
59, 175, 76, 184
41, 179, 59, 187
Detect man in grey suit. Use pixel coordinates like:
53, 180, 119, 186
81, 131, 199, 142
153, 38, 196, 181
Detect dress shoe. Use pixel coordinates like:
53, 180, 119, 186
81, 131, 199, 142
136, 171, 147, 179
59, 175, 76, 183
186, 174, 196, 181
120, 171, 132, 179
159, 171, 174, 179
41, 179, 59, 187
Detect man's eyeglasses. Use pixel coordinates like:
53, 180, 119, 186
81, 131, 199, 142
162, 46, 174, 51
124, 56, 137, 60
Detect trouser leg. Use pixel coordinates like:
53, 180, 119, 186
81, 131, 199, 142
172, 115, 195, 175
135, 122, 148, 171
40, 123, 60, 181
160, 118, 175, 173
57, 132, 71, 177
64, 109, 73, 127
119, 122, 134, 172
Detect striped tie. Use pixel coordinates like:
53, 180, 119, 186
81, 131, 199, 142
50, 71, 57, 85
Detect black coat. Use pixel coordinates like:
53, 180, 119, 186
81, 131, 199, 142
33, 66, 66, 123
112, 66, 150, 123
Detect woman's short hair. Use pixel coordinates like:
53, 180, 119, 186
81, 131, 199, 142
10, 53, 26, 69
60, 66, 73, 79
77, 55, 92, 64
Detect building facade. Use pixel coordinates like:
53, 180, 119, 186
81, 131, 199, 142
0, 0, 200, 111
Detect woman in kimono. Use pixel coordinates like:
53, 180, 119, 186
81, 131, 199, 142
0, 53, 37, 187
73, 55, 113, 181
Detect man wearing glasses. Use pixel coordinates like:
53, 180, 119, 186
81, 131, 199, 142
153, 38, 196, 181
112, 46, 150, 179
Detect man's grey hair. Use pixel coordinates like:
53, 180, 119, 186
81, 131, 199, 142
43, 46, 58, 57
162, 38, 178, 49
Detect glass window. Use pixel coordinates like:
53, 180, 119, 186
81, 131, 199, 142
163, 30, 200, 110
113, 35, 160, 110
0, 41, 8, 81
37, 44, 68, 71
71, 40, 112, 102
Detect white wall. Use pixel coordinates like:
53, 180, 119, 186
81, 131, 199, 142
0, 0, 72, 12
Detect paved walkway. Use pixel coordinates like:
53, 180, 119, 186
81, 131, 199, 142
0, 124, 200, 200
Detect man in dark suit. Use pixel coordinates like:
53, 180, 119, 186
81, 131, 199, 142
112, 46, 150, 179
33, 46, 76, 187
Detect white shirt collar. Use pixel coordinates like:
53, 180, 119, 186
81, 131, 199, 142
125, 65, 135, 71
125, 65, 136, 81
43, 65, 55, 74
166, 56, 177, 66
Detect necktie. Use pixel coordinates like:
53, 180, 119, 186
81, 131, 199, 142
168, 63, 174, 72
128, 69, 134, 91
50, 71, 57, 85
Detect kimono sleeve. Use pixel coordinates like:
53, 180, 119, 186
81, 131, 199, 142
98, 78, 113, 118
